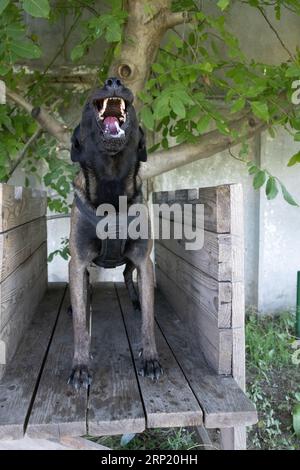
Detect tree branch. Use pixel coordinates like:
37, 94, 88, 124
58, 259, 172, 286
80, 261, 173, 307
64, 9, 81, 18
6, 88, 71, 146
258, 6, 295, 61
165, 10, 191, 28
140, 111, 268, 180
7, 128, 43, 181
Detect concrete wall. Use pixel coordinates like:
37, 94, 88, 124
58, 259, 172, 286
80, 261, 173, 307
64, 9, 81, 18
10, 2, 300, 313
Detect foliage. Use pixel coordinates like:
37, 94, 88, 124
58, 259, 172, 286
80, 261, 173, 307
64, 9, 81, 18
0, 0, 300, 218
246, 311, 300, 449
47, 236, 70, 262
90, 427, 199, 450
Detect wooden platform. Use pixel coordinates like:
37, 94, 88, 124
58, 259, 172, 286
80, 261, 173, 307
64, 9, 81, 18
0, 283, 257, 440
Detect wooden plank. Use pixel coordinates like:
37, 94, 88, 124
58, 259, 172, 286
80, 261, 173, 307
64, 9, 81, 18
0, 267, 47, 377
0, 243, 47, 332
0, 217, 46, 282
59, 436, 111, 450
156, 268, 232, 374
115, 283, 203, 429
155, 290, 257, 428
27, 289, 88, 439
0, 184, 47, 232
0, 284, 66, 439
153, 186, 231, 233
156, 225, 233, 282
155, 242, 232, 328
0, 244, 47, 378
88, 283, 145, 436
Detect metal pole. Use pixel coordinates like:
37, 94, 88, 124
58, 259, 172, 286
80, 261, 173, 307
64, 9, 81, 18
296, 271, 300, 339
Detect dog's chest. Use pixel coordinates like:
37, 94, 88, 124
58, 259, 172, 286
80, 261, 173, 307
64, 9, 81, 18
93, 178, 126, 208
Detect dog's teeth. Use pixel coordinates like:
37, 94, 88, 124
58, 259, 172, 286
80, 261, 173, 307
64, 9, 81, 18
99, 98, 108, 116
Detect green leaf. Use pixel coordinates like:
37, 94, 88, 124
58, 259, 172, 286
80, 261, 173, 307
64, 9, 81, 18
105, 22, 122, 42
197, 114, 210, 134
170, 98, 186, 119
253, 170, 267, 190
71, 44, 85, 62
251, 101, 269, 121
248, 164, 258, 175
285, 64, 300, 78
10, 41, 41, 59
287, 151, 300, 167
293, 403, 300, 436
140, 106, 154, 131
280, 183, 299, 207
152, 63, 164, 74
294, 132, 300, 142
0, 0, 9, 15
230, 97, 246, 113
217, 0, 230, 11
265, 177, 278, 200
22, 0, 50, 18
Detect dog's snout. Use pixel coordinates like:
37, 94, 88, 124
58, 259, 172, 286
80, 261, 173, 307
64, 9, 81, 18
105, 77, 123, 90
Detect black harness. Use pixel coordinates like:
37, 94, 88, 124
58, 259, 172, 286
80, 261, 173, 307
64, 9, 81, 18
75, 194, 137, 268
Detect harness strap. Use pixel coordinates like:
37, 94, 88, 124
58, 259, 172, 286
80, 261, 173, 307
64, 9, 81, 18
74, 193, 136, 268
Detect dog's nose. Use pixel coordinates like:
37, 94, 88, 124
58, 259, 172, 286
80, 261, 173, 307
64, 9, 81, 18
105, 77, 123, 90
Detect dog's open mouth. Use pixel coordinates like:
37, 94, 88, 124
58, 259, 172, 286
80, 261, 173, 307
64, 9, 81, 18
94, 97, 127, 138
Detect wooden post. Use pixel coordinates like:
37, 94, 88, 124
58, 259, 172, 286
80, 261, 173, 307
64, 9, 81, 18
220, 184, 247, 450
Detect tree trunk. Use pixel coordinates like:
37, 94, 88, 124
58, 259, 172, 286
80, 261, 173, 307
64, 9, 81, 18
109, 0, 188, 109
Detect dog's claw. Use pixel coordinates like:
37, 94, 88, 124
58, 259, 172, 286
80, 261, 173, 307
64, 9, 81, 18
68, 364, 92, 390
139, 359, 163, 381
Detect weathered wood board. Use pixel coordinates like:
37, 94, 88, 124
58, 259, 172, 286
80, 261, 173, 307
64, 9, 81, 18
0, 184, 47, 232
155, 242, 232, 328
88, 283, 145, 436
0, 244, 48, 377
156, 223, 233, 282
156, 268, 232, 375
115, 283, 203, 429
155, 290, 257, 428
26, 289, 88, 439
0, 284, 66, 439
153, 186, 233, 233
0, 243, 48, 332
0, 217, 47, 282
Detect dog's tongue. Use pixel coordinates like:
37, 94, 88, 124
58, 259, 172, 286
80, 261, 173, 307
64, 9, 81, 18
104, 116, 119, 135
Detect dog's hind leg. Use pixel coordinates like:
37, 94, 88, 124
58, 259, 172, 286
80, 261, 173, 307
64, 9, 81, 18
123, 261, 141, 311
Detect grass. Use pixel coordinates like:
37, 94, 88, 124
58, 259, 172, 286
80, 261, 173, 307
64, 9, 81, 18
88, 311, 300, 450
90, 428, 200, 450
245, 311, 300, 450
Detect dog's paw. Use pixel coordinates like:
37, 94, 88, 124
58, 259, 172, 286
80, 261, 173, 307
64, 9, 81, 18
139, 358, 163, 381
68, 364, 92, 390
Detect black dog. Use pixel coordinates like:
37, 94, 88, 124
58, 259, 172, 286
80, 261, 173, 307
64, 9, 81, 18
68, 77, 162, 389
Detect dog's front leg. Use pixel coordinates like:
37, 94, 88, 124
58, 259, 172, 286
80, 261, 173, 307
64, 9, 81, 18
137, 256, 163, 380
68, 258, 92, 390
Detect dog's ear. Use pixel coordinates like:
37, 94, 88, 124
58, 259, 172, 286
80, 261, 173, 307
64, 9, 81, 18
70, 125, 82, 162
137, 126, 147, 162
